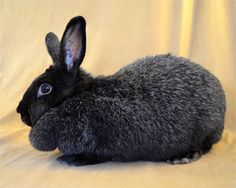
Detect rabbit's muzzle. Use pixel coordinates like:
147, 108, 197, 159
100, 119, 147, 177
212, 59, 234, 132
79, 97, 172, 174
17, 100, 33, 127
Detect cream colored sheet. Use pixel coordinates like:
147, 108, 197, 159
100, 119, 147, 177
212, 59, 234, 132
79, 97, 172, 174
0, 0, 235, 187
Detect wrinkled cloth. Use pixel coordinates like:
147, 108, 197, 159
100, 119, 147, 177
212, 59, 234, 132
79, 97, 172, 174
0, 0, 235, 187
0, 112, 236, 188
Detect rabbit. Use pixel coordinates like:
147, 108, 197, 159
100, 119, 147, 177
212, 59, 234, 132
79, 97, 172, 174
16, 16, 226, 166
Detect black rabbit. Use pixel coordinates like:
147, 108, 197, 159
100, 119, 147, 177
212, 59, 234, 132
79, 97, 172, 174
17, 16, 226, 166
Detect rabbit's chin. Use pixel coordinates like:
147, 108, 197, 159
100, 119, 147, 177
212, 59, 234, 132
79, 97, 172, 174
31, 114, 44, 127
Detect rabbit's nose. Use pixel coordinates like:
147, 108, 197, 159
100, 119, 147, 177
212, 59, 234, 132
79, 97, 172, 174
16, 101, 22, 113
17, 101, 33, 127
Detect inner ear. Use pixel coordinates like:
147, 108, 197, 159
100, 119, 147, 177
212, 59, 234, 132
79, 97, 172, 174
64, 25, 83, 70
60, 16, 86, 73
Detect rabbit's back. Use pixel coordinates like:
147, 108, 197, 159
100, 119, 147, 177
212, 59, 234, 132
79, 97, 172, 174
88, 54, 225, 160
113, 54, 225, 128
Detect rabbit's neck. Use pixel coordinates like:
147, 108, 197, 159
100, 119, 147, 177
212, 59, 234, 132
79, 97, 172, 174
74, 68, 93, 93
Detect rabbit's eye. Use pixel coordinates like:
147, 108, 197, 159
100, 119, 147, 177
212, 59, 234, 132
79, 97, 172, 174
37, 83, 52, 97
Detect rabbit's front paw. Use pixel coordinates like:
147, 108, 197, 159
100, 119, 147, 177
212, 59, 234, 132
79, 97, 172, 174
29, 122, 57, 151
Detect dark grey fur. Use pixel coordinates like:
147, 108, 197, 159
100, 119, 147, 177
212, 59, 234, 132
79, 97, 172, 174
17, 16, 226, 166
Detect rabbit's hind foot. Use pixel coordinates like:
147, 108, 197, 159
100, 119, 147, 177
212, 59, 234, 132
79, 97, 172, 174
166, 151, 202, 165
57, 154, 104, 166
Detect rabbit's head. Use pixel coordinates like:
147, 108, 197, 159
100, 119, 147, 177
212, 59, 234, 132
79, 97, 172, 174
17, 16, 86, 127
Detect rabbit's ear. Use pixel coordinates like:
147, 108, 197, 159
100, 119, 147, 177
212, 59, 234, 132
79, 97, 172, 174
45, 32, 60, 64
60, 16, 86, 74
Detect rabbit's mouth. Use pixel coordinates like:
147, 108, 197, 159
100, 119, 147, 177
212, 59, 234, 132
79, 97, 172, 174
21, 114, 32, 126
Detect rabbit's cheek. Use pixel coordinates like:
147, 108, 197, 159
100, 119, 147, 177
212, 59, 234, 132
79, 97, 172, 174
29, 122, 57, 151
30, 102, 50, 126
